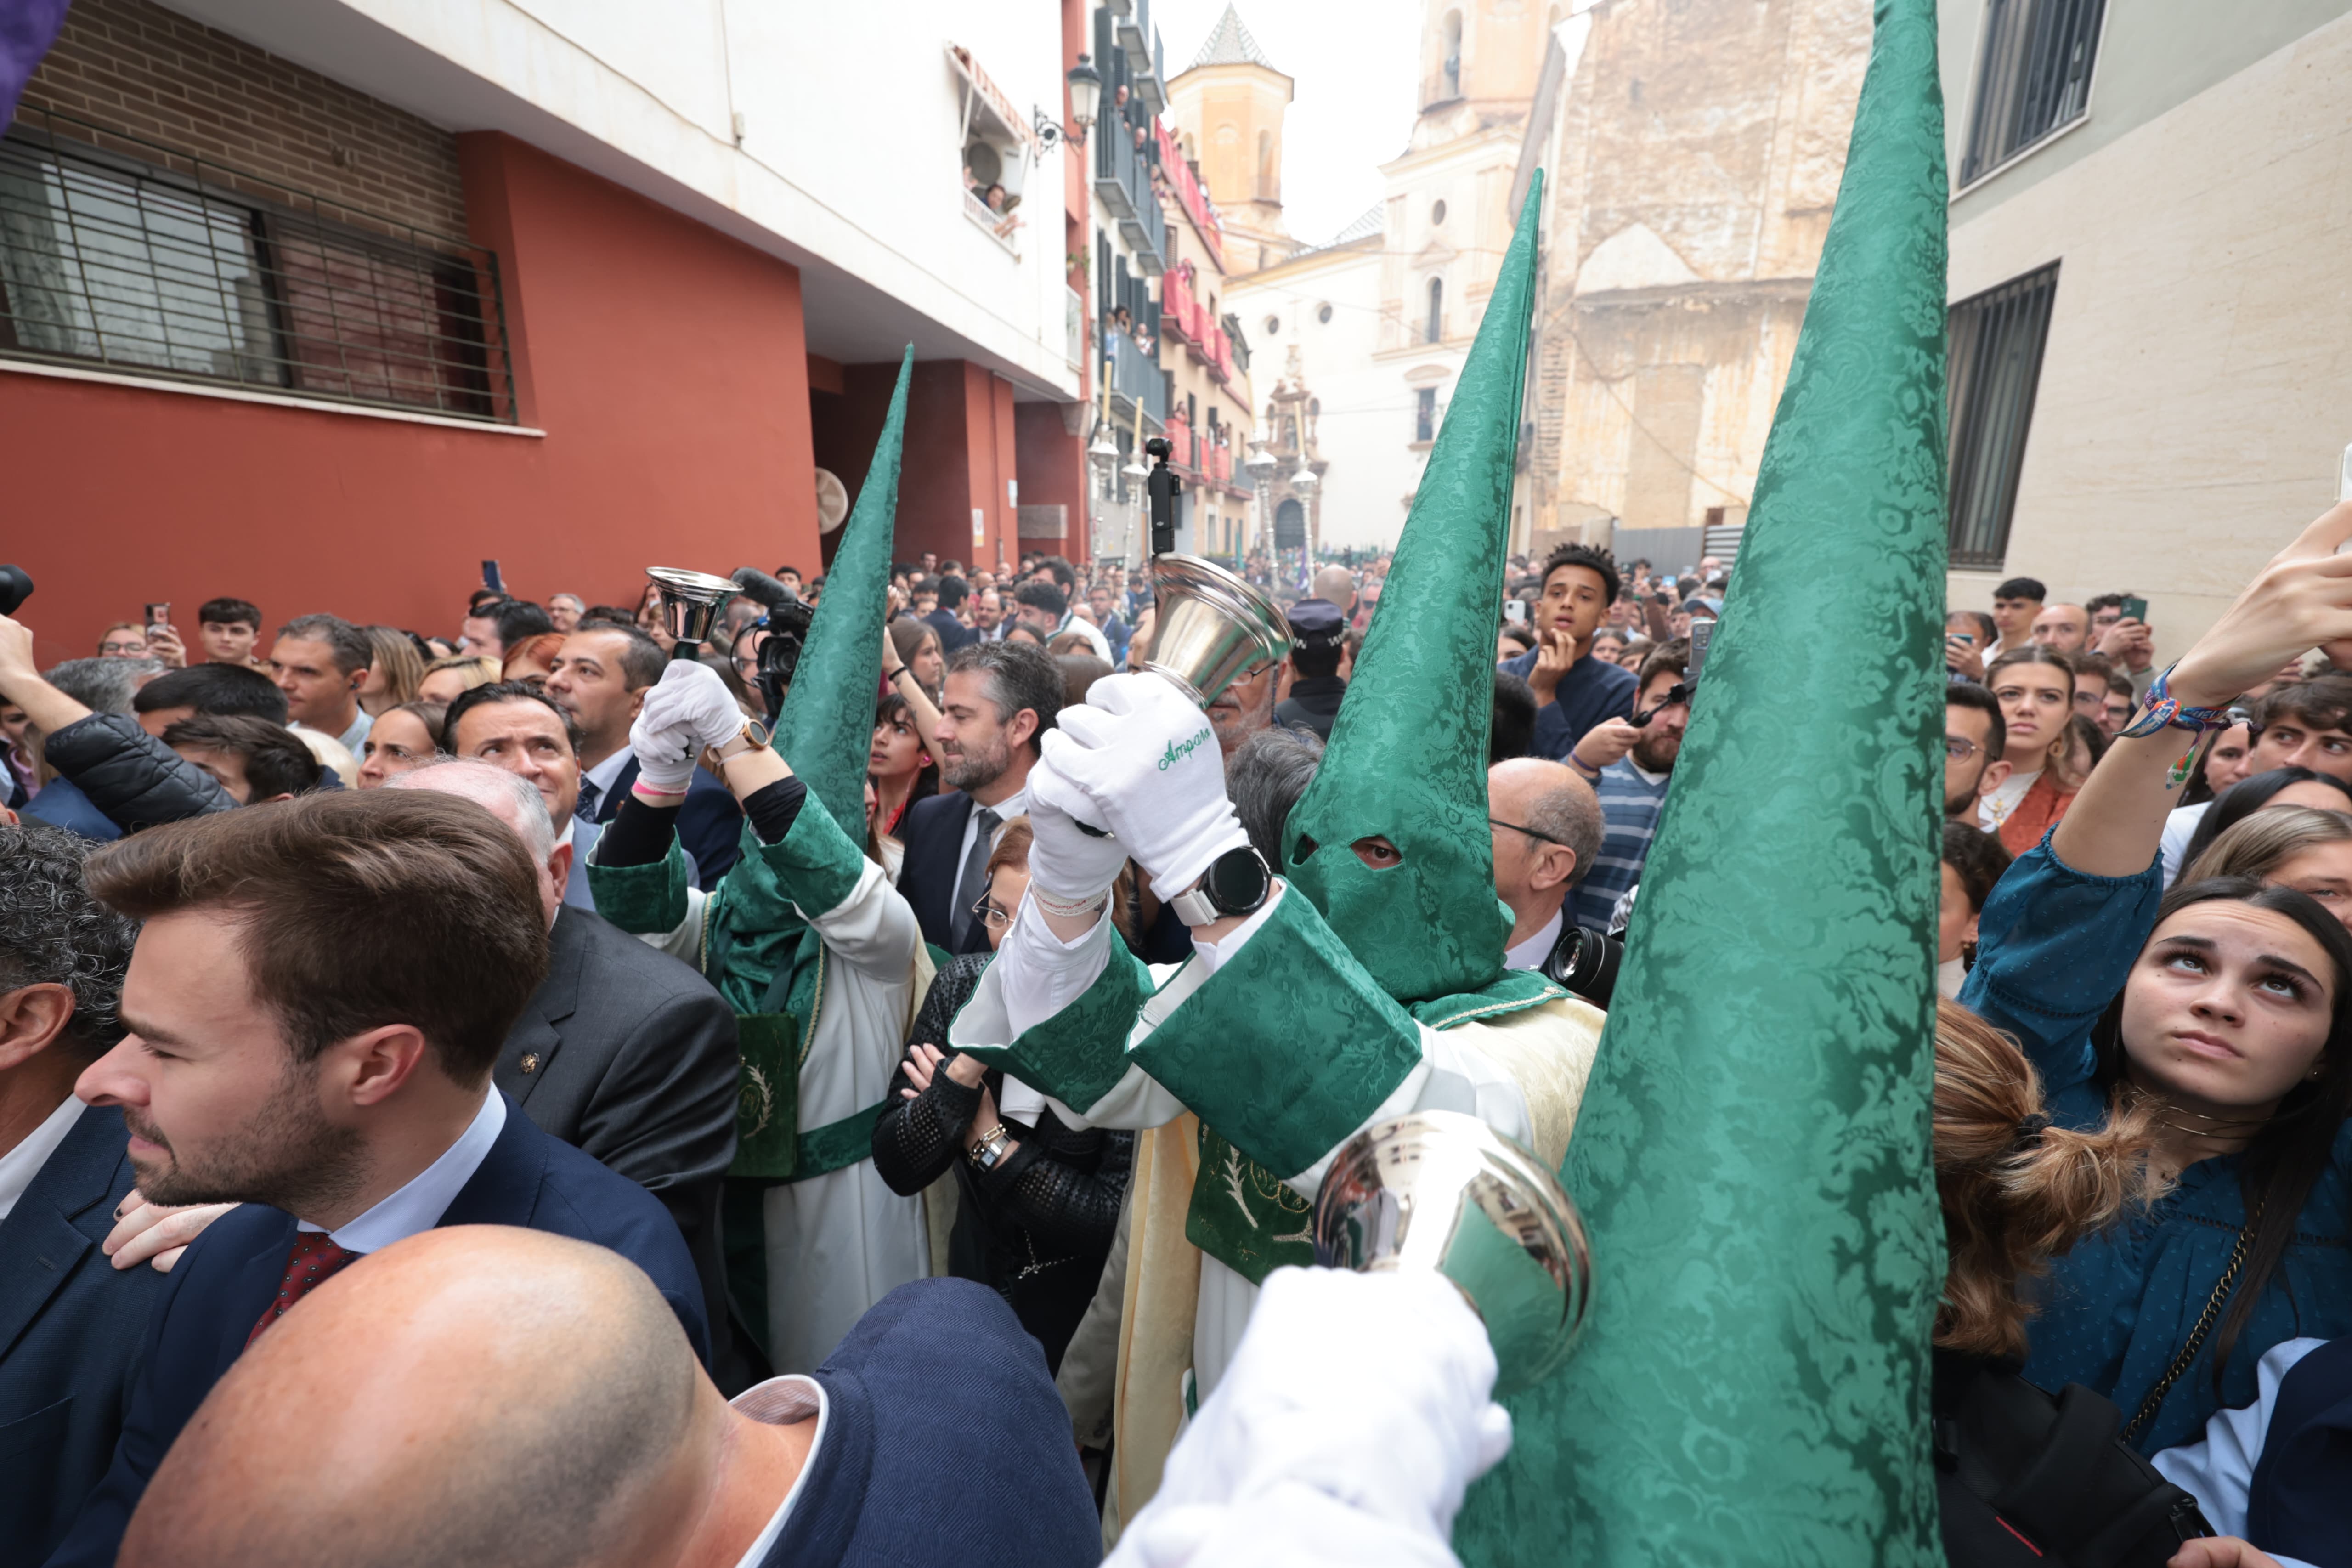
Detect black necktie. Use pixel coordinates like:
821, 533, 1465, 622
950, 807, 1001, 947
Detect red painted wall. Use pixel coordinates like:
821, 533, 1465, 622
0, 131, 819, 664
1016, 403, 1085, 560
813, 359, 1019, 575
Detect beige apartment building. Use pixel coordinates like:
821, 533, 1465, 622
1939, 0, 2352, 651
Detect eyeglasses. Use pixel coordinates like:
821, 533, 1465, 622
971, 895, 1013, 931
1489, 817, 1572, 848
1944, 735, 1981, 761
99, 640, 146, 655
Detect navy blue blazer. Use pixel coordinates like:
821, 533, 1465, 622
923, 607, 978, 655
599, 758, 743, 891
2247, 1336, 2352, 1566
899, 790, 992, 957
43, 1093, 707, 1568
762, 1277, 1099, 1567
0, 1105, 168, 1567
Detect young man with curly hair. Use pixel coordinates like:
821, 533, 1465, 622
1497, 542, 1638, 762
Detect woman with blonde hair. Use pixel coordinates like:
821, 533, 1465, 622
417, 654, 500, 707
2180, 805, 2352, 928
357, 626, 424, 715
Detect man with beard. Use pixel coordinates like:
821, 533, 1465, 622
1565, 640, 1690, 930
44, 791, 705, 1568
1944, 682, 2010, 822
899, 640, 1061, 955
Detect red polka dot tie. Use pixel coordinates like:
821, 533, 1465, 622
246, 1231, 360, 1347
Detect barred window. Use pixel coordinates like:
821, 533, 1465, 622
1947, 265, 2059, 570
0, 108, 512, 422
1960, 0, 2106, 185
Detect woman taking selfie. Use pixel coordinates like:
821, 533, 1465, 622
1981, 646, 2088, 854
1960, 499, 2352, 1453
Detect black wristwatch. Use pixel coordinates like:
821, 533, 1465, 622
1170, 845, 1272, 927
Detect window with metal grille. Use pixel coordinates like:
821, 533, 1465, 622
1960, 0, 2106, 186
1947, 265, 2059, 570
0, 107, 513, 422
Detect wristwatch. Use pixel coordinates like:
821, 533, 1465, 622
1170, 845, 1272, 927
713, 720, 771, 764
969, 1122, 1014, 1172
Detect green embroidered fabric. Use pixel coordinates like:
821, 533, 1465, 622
1453, 4, 1951, 1563
1185, 1124, 1317, 1285
1133, 889, 1421, 1180
957, 940, 1151, 1113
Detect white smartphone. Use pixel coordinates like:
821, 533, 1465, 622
2339, 440, 2352, 502
1504, 599, 1528, 626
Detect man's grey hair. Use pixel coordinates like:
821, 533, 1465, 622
1525, 768, 1605, 889
1229, 726, 1323, 866
388, 758, 556, 862
46, 657, 163, 714
0, 821, 138, 1059
946, 640, 1062, 751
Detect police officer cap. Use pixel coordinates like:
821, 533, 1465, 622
1286, 597, 1346, 648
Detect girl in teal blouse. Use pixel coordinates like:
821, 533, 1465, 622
1962, 499, 2352, 1451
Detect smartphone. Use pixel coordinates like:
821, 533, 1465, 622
481, 559, 505, 594
2118, 595, 2148, 623
1690, 618, 1715, 680
1504, 600, 1528, 626
144, 601, 170, 630
2339, 441, 2352, 503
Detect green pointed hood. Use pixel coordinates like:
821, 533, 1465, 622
1278, 174, 1542, 1006
774, 347, 911, 833
1452, 2, 1951, 1562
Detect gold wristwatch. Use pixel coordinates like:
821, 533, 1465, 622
713, 720, 771, 764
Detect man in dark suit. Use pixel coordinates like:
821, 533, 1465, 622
897, 640, 1063, 955
395, 760, 745, 1382
118, 1229, 1099, 1568
923, 573, 979, 654
43, 790, 707, 1568
545, 623, 742, 889
0, 823, 161, 1563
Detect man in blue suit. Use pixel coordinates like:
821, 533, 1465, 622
0, 822, 159, 1563
898, 641, 1061, 955
41, 789, 707, 1568
116, 1228, 1099, 1568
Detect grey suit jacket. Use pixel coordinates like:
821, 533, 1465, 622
497, 905, 742, 1379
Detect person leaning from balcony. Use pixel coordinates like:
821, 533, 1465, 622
1498, 543, 1638, 764
871, 817, 1132, 1374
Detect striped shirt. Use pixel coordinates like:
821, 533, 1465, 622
1570, 760, 1672, 931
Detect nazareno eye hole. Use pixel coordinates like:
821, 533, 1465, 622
1291, 835, 1317, 864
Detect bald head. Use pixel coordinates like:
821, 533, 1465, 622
1487, 759, 1603, 934
1311, 565, 1357, 612
123, 1228, 707, 1568
393, 758, 565, 923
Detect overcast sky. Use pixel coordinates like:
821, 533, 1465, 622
1153, 0, 1425, 245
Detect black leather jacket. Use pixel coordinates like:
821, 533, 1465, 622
43, 713, 234, 832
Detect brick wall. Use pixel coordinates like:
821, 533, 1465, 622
18, 0, 466, 239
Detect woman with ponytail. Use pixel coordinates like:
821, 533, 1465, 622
1961, 498, 2352, 1454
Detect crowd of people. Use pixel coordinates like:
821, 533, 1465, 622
6, 501, 2352, 1565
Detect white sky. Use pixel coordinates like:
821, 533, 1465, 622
1153, 0, 1425, 245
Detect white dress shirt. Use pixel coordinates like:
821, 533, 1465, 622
295, 1089, 506, 1253
2153, 1336, 2326, 1566
1504, 909, 1564, 973
579, 745, 635, 820
0, 1094, 85, 1223
728, 1375, 830, 1568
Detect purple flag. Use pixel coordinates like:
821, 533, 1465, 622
1, 0, 71, 132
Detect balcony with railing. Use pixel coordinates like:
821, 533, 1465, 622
1204, 322, 1233, 385
1094, 111, 1165, 275
1153, 121, 1222, 271
1105, 327, 1165, 424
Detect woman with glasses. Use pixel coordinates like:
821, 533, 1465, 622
870, 816, 1133, 1373
354, 701, 446, 789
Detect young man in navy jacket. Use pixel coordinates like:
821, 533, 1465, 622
43, 790, 705, 1568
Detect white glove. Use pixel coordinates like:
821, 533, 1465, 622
1024, 791, 1130, 909
1108, 1267, 1512, 1568
1031, 672, 1249, 900
627, 662, 733, 795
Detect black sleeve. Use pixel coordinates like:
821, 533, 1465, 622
741, 775, 806, 846
45, 712, 234, 831
981, 1117, 1133, 1257
599, 793, 684, 868
870, 1052, 983, 1197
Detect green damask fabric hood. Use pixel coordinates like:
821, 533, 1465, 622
1278, 174, 1542, 1006
774, 347, 911, 833
1451, 1, 1951, 1561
